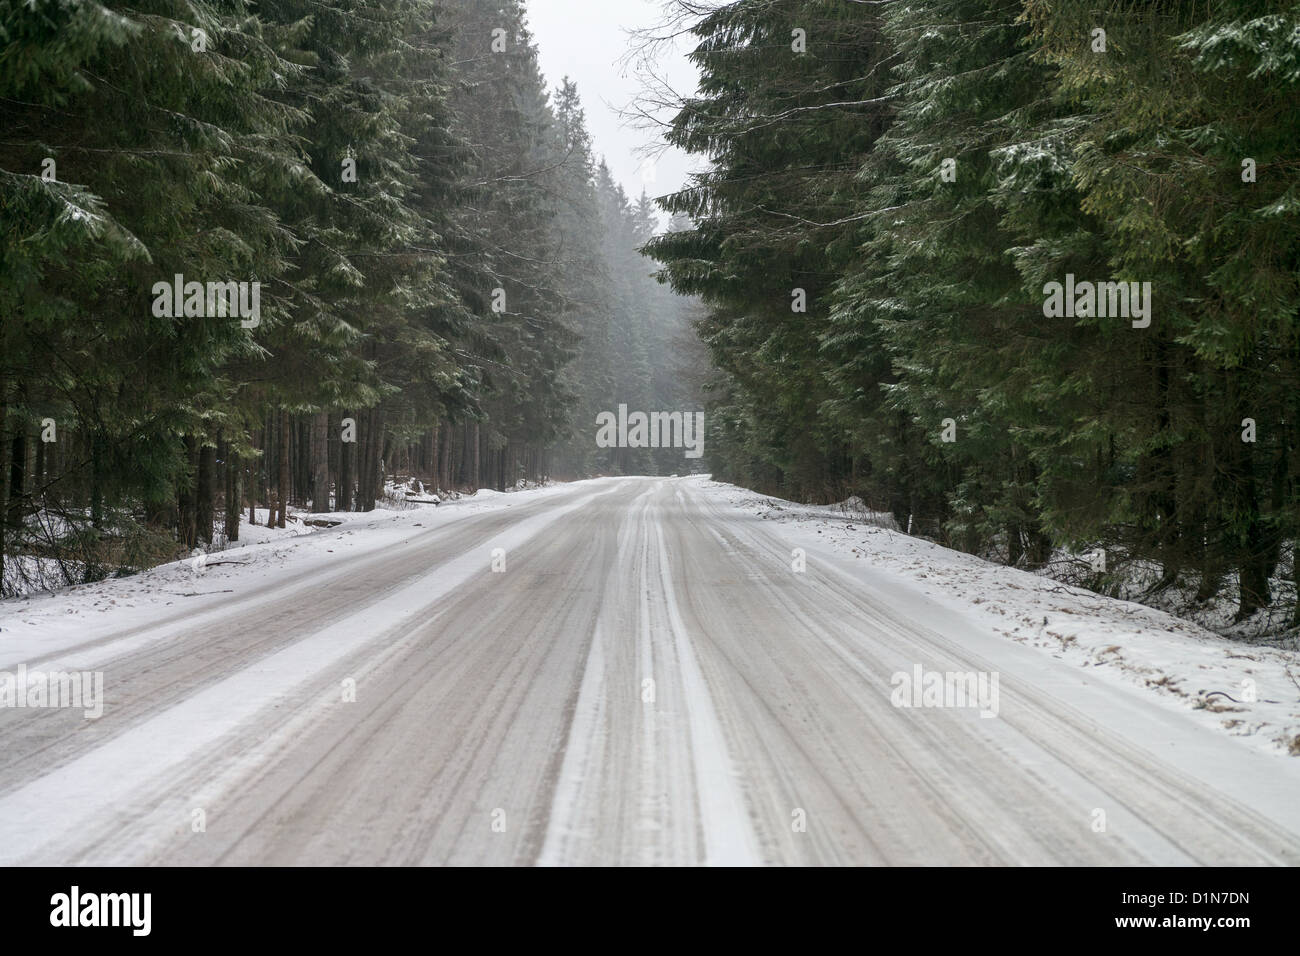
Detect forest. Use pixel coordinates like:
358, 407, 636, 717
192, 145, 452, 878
645, 0, 1300, 624
4, 0, 1300, 631
0, 0, 699, 595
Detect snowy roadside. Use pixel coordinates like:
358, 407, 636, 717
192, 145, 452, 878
700, 478, 1300, 758
0, 480, 577, 667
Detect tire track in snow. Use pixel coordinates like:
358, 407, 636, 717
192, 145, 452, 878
686, 481, 1300, 865
0, 493, 583, 793
650, 508, 762, 865
0, 483, 619, 865
538, 483, 761, 865
535, 485, 655, 866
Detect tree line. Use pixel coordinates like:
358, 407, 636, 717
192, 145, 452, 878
645, 0, 1300, 622
0, 0, 698, 595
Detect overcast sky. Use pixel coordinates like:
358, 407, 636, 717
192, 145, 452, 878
526, 0, 702, 210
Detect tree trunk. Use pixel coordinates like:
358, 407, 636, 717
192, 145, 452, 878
338, 412, 353, 512
1006, 523, 1023, 567
311, 411, 329, 513
439, 423, 452, 492
196, 441, 215, 545
178, 436, 199, 550
470, 421, 481, 492
0, 376, 9, 595
33, 426, 44, 498
428, 424, 439, 491
247, 451, 257, 526
294, 418, 306, 507
426, 426, 438, 488
89, 430, 105, 530
356, 410, 372, 512
7, 432, 25, 532
328, 413, 340, 510
263, 416, 275, 527
357, 411, 372, 512
226, 442, 242, 542
1228, 373, 1269, 620
1236, 460, 1270, 620
277, 410, 290, 528
358, 408, 386, 511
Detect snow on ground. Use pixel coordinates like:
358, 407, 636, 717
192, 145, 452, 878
1087, 553, 1299, 650
4, 474, 1300, 865
705, 479, 1300, 757
7, 472, 1298, 761
0, 480, 570, 667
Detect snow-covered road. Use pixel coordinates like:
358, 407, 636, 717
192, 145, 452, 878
3, 476, 1299, 865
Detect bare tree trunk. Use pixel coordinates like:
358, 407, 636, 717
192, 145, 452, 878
277, 410, 289, 528
425, 427, 436, 488
1007, 522, 1023, 566
267, 416, 279, 528
367, 410, 379, 509
356, 411, 372, 512
0, 375, 9, 595
7, 431, 26, 532
289, 418, 298, 507
225, 439, 242, 542
89, 429, 104, 530
372, 410, 385, 507
439, 423, 452, 492
1234, 445, 1270, 620
311, 411, 329, 513
34, 424, 45, 494
358, 408, 386, 511
469, 421, 480, 492
357, 410, 371, 512
338, 411, 353, 512
196, 440, 215, 545
247, 449, 257, 526
428, 424, 439, 491
263, 416, 275, 527
294, 418, 305, 507
178, 436, 199, 550
328, 413, 340, 510
298, 417, 311, 507
378, 417, 391, 501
